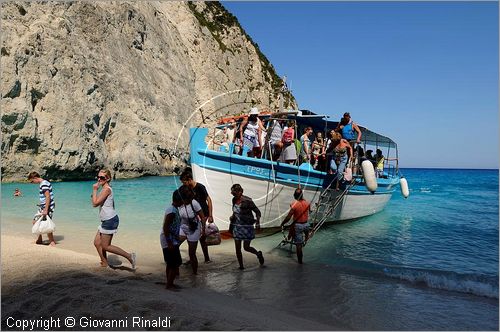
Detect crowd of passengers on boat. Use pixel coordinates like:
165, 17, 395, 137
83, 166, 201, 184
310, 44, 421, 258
212, 108, 390, 186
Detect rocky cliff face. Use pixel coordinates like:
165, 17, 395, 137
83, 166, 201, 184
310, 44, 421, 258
1, 1, 296, 181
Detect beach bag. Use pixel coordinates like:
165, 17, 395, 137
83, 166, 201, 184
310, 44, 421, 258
32, 214, 56, 235
205, 223, 221, 246
282, 128, 294, 144
343, 167, 353, 182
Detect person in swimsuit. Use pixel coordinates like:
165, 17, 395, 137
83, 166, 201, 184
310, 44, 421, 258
280, 188, 311, 264
336, 112, 362, 145
337, 112, 362, 164
328, 132, 353, 190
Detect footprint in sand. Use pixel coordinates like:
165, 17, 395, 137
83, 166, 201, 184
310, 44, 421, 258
106, 279, 126, 285
19, 298, 43, 312
102, 299, 130, 313
2, 309, 27, 320
103, 299, 128, 309
70, 298, 84, 308
125, 275, 144, 281
47, 296, 71, 312
200, 321, 214, 330
31, 281, 58, 294
139, 310, 151, 317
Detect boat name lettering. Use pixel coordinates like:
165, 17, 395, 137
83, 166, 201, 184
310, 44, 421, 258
246, 166, 268, 176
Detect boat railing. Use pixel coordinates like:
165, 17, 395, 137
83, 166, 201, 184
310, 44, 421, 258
385, 159, 398, 178
386, 163, 397, 178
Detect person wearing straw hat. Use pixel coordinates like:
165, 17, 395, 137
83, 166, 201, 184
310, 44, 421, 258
239, 107, 266, 157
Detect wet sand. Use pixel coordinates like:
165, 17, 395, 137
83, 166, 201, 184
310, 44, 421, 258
1, 232, 339, 330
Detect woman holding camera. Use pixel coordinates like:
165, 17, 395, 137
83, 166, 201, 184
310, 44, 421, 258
178, 185, 206, 275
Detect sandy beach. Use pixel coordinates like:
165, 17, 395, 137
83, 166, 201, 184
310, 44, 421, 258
1, 231, 337, 331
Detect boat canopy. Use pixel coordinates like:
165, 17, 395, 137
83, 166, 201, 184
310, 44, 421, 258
296, 110, 397, 149
214, 109, 397, 149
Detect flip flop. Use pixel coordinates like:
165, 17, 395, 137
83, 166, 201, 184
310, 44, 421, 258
257, 251, 264, 266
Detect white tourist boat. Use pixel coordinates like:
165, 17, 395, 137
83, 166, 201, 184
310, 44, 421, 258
189, 109, 408, 232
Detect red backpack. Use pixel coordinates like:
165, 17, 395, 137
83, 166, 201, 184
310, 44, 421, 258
282, 128, 294, 144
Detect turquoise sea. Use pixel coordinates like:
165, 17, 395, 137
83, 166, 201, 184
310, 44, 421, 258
1, 168, 498, 330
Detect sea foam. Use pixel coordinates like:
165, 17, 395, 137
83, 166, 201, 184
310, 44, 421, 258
383, 266, 499, 299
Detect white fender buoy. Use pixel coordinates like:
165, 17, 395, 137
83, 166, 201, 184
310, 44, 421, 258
400, 177, 410, 198
361, 160, 377, 192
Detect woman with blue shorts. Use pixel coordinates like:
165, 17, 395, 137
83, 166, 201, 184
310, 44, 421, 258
92, 169, 136, 269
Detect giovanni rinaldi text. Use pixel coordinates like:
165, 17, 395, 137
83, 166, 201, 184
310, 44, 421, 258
5, 316, 172, 330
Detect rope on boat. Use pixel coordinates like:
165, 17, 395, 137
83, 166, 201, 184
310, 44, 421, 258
262, 120, 279, 223
294, 120, 302, 188
263, 138, 278, 227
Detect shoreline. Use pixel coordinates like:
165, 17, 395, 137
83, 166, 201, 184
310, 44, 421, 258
2, 167, 499, 184
1, 232, 338, 330
1, 173, 183, 184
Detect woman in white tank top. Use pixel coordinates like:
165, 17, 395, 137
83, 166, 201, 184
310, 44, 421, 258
239, 107, 266, 157
91, 169, 136, 269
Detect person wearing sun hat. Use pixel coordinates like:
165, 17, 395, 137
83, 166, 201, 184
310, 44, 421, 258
239, 107, 266, 157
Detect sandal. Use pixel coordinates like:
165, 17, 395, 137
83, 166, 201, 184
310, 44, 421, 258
257, 251, 264, 266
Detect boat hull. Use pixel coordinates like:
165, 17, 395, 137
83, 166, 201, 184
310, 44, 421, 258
192, 164, 394, 230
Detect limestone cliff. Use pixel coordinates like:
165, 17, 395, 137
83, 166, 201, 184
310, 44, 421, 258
1, 1, 296, 181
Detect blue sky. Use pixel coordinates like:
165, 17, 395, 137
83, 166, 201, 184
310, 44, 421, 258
222, 1, 499, 169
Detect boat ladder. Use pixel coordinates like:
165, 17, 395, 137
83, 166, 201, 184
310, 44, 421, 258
278, 176, 357, 249
309, 177, 357, 238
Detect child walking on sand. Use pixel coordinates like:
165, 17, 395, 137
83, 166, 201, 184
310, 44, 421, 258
161, 190, 183, 290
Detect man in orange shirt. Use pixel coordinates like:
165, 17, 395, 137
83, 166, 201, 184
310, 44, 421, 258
280, 188, 311, 264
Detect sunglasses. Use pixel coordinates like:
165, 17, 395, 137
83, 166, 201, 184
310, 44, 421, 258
97, 176, 107, 181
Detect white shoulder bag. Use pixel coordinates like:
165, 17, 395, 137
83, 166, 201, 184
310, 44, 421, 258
32, 214, 56, 234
